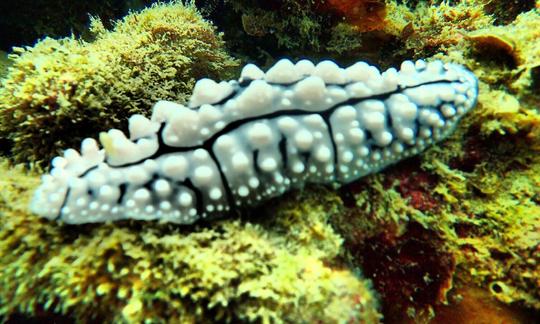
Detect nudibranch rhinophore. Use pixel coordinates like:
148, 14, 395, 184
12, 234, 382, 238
30, 59, 478, 224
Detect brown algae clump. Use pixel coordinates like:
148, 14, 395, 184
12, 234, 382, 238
0, 163, 381, 323
391, 1, 493, 59
0, 1, 238, 167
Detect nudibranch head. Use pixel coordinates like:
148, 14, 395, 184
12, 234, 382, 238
30, 59, 478, 224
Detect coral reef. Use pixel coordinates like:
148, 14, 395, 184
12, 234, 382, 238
1, 0, 540, 322
331, 5, 540, 321
0, 159, 381, 323
0, 1, 238, 167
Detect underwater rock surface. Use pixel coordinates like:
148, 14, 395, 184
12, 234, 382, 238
1, 0, 539, 323
0, 160, 381, 323
0, 2, 238, 167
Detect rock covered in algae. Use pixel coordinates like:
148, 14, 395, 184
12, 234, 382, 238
0, 1, 238, 167
324, 4, 540, 317
331, 147, 540, 321
198, 0, 400, 58
441, 8, 540, 147
198, 0, 511, 67
301, 2, 540, 321
2, 0, 540, 322
0, 159, 381, 323
206, 0, 538, 73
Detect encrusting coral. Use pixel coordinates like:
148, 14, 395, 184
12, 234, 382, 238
0, 159, 381, 323
0, 1, 238, 167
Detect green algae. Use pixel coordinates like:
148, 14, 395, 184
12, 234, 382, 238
0, 1, 238, 167
325, 4, 540, 316
1, 0, 540, 322
0, 50, 10, 79
0, 160, 381, 323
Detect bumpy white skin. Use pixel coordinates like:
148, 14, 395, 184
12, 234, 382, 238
30, 59, 478, 224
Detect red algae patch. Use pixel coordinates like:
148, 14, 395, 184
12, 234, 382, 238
350, 222, 455, 322
318, 0, 387, 32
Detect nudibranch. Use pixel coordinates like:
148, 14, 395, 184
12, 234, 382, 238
30, 59, 478, 224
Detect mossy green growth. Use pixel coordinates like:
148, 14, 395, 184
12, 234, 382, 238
387, 0, 493, 60
330, 140, 540, 317
0, 1, 238, 167
208, 0, 397, 61
0, 160, 381, 323
435, 8, 540, 147
324, 6, 540, 315
231, 0, 343, 54
0, 50, 11, 79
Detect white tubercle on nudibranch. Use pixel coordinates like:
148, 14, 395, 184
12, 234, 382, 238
30, 59, 479, 224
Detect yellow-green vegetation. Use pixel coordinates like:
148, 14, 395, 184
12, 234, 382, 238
2, 0, 540, 322
208, 0, 395, 60
390, 0, 494, 59
443, 10, 540, 144
0, 160, 381, 323
329, 2, 540, 318
0, 50, 11, 79
0, 1, 238, 167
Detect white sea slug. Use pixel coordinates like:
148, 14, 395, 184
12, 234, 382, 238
30, 59, 479, 224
